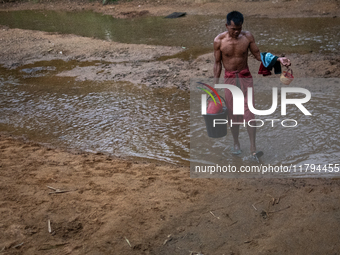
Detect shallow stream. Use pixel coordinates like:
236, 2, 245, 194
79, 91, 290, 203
0, 10, 339, 59
0, 11, 339, 173
0, 62, 190, 164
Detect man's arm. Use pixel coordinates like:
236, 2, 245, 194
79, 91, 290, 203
213, 35, 222, 84
246, 32, 261, 62
246, 32, 291, 67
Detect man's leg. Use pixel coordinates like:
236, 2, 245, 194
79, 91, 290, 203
247, 125, 256, 154
230, 124, 241, 151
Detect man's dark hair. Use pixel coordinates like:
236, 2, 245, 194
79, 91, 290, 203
226, 11, 244, 26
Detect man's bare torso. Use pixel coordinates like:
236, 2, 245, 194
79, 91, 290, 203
215, 31, 252, 72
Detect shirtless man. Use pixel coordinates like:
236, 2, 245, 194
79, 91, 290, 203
214, 11, 290, 157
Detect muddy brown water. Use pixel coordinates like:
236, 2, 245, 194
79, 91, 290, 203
0, 11, 339, 172
0, 61, 190, 165
190, 78, 340, 178
0, 10, 339, 59
1, 63, 339, 176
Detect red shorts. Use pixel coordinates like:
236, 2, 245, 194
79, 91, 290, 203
224, 67, 255, 123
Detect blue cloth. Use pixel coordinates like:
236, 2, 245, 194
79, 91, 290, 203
260, 52, 282, 74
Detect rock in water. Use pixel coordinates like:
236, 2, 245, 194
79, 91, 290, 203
165, 12, 187, 19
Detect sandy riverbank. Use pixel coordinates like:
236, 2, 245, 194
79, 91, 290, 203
0, 25, 339, 90
1, 0, 340, 89
1, 0, 339, 18
1, 134, 340, 255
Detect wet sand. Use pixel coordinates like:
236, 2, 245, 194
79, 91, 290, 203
2, 134, 340, 254
1, 0, 340, 254
1, 1, 340, 89
1, 25, 339, 90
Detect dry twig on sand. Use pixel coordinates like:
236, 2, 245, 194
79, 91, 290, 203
124, 237, 132, 248
163, 234, 172, 245
209, 211, 220, 219
13, 243, 24, 249
252, 200, 263, 211
48, 219, 52, 233
47, 186, 75, 194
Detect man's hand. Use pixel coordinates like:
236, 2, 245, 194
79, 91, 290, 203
278, 57, 291, 67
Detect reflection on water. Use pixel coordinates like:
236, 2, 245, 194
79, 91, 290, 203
0, 10, 339, 59
190, 78, 340, 178
1, 10, 339, 171
0, 65, 339, 174
0, 64, 190, 165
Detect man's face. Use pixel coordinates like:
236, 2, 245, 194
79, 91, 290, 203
226, 20, 242, 38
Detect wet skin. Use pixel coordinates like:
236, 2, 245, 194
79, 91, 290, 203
213, 20, 290, 154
